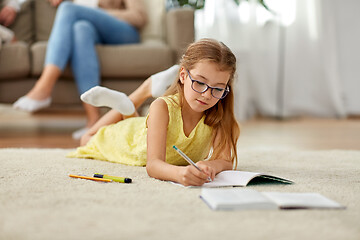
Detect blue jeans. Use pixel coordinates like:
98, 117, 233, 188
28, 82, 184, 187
45, 2, 140, 94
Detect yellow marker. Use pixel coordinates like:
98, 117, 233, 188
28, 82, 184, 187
69, 174, 112, 182
94, 174, 132, 183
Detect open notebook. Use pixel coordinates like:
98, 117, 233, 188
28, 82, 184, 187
202, 170, 293, 187
200, 188, 346, 210
171, 170, 293, 187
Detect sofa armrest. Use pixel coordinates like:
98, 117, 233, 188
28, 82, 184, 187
166, 8, 194, 62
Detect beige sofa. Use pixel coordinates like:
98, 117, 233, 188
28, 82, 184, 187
0, 0, 194, 107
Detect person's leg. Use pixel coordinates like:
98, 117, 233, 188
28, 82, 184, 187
82, 65, 180, 111
14, 2, 140, 112
27, 65, 61, 100
71, 102, 100, 140
69, 4, 140, 95
45, 2, 140, 70
81, 86, 135, 116
128, 77, 153, 108
79, 65, 179, 144
71, 20, 101, 130
70, 7, 139, 137
13, 2, 82, 111
151, 65, 180, 97
13, 65, 60, 112
69, 4, 139, 128
26, 2, 88, 99
70, 9, 140, 135
79, 75, 155, 117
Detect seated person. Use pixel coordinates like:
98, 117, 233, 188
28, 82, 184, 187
13, 0, 147, 139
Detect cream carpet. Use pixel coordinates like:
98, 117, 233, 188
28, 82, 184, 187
0, 148, 359, 240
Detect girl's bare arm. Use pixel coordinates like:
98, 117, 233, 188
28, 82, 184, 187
146, 99, 210, 186
196, 130, 233, 179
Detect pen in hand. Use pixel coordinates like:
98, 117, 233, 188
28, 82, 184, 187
172, 145, 212, 182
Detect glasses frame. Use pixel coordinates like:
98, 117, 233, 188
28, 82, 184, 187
186, 70, 230, 99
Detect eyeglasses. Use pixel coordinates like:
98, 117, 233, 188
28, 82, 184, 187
186, 70, 230, 99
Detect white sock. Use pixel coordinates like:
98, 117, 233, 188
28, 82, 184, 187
81, 86, 135, 116
0, 25, 14, 44
151, 65, 180, 97
13, 96, 52, 112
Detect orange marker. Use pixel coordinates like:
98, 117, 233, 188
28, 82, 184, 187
69, 174, 112, 182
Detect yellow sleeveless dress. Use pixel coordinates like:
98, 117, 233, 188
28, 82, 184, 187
67, 94, 213, 166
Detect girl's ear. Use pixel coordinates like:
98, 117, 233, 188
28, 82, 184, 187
179, 67, 186, 84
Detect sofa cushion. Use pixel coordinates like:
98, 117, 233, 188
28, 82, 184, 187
9, 0, 34, 43
140, 0, 165, 41
34, 0, 57, 41
31, 40, 173, 77
97, 40, 173, 77
0, 42, 30, 80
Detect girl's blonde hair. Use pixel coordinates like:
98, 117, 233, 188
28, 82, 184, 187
164, 38, 240, 168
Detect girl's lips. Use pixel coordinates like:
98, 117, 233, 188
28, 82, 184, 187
196, 99, 208, 105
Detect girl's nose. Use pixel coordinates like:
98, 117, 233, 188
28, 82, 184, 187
201, 88, 212, 99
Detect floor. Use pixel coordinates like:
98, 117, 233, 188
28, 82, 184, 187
1, 104, 359, 150
238, 117, 360, 150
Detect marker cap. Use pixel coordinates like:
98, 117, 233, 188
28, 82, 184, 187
124, 178, 132, 183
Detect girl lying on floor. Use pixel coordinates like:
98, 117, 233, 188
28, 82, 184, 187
68, 38, 240, 186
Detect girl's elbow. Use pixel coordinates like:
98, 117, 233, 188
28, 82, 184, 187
146, 161, 156, 178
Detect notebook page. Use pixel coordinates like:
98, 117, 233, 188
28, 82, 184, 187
262, 192, 345, 209
203, 171, 261, 187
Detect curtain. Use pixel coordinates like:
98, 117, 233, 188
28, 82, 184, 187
332, 0, 360, 115
195, 0, 352, 121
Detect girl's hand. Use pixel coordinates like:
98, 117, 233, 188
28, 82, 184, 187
177, 162, 215, 186
196, 161, 216, 180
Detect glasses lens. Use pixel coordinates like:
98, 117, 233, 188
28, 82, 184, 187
192, 80, 208, 93
211, 88, 227, 99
